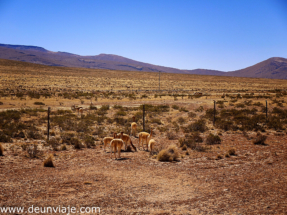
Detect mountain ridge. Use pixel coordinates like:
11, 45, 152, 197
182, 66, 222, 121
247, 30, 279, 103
0, 43, 287, 79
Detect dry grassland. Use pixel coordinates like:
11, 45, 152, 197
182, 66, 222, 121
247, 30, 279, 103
0, 59, 287, 214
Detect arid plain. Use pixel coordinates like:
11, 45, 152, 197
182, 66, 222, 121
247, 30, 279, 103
0, 59, 287, 214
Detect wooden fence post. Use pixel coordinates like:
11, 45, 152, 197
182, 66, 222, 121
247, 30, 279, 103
266, 100, 268, 122
143, 104, 145, 132
47, 107, 50, 141
213, 101, 216, 126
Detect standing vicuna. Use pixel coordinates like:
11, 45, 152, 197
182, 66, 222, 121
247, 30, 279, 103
131, 116, 137, 137
110, 132, 124, 160
138, 129, 153, 151
116, 132, 137, 151
71, 105, 83, 115
102, 136, 114, 152
148, 139, 156, 153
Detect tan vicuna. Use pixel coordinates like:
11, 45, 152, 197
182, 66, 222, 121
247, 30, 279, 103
131, 116, 137, 137
138, 129, 153, 150
116, 133, 137, 151
102, 136, 114, 152
148, 139, 156, 153
71, 105, 83, 115
110, 132, 124, 159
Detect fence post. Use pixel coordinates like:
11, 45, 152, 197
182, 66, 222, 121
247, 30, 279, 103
47, 107, 50, 141
143, 104, 145, 132
213, 101, 216, 126
266, 100, 268, 123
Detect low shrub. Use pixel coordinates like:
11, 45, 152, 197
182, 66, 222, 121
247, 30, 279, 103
150, 118, 162, 125
27, 130, 43, 140
0, 132, 12, 143
172, 105, 179, 110
179, 107, 188, 112
115, 110, 127, 116
89, 105, 97, 110
190, 132, 203, 143
48, 137, 59, 151
187, 119, 207, 133
228, 148, 236, 156
195, 106, 204, 112
206, 133, 221, 145
177, 117, 186, 125
188, 111, 196, 118
61, 132, 75, 144
34, 102, 45, 105
71, 137, 83, 149
216, 154, 223, 160
84, 135, 95, 148
23, 143, 42, 158
166, 131, 177, 140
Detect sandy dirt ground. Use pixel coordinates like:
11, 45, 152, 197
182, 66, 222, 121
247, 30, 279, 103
1, 131, 287, 214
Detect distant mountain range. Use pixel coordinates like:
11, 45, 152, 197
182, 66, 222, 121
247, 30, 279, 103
0, 43, 287, 79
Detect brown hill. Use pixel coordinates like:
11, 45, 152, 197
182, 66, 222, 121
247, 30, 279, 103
0, 43, 287, 79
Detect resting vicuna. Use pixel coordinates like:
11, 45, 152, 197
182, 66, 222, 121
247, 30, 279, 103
102, 136, 114, 152
131, 116, 137, 137
138, 129, 153, 151
116, 132, 137, 151
110, 132, 124, 159
148, 139, 155, 153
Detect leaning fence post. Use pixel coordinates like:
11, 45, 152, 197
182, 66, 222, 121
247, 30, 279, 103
47, 107, 50, 141
213, 101, 216, 126
143, 104, 145, 132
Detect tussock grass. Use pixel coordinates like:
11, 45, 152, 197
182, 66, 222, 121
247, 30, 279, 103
228, 148, 236, 156
253, 133, 267, 145
157, 144, 179, 162
61, 144, 67, 150
43, 154, 54, 167
0, 143, 4, 156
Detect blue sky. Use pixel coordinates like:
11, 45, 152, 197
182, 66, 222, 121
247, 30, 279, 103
0, 0, 287, 71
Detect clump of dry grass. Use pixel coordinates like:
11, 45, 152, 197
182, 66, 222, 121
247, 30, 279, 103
71, 137, 83, 149
216, 154, 223, 160
157, 144, 179, 162
0, 143, 4, 156
253, 133, 267, 145
182, 145, 187, 151
228, 148, 236, 156
43, 154, 54, 167
61, 144, 67, 151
